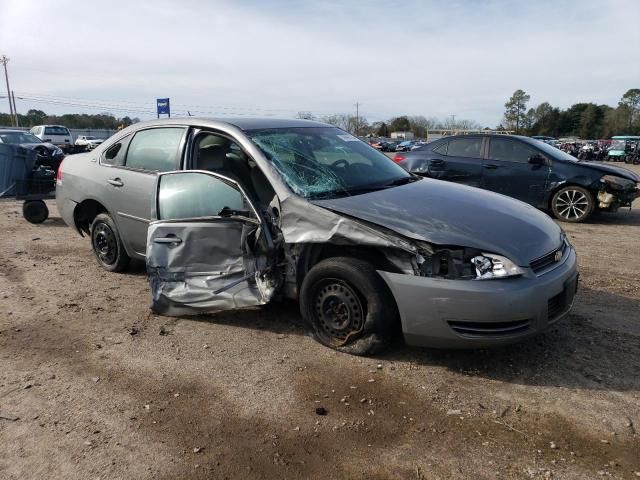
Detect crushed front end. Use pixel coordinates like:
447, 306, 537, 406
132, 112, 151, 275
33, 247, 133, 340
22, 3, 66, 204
597, 175, 640, 211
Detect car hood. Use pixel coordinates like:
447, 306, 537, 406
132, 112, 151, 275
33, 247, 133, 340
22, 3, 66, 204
312, 178, 564, 266
576, 161, 640, 182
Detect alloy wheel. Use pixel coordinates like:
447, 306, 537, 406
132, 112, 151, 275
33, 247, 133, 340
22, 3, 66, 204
554, 189, 590, 221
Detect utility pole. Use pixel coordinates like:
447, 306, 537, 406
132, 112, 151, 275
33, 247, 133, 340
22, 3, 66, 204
1, 55, 15, 126
450, 114, 456, 130
12, 90, 19, 127
354, 102, 360, 136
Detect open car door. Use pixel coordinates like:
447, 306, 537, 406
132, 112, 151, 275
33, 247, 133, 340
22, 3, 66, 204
146, 170, 279, 316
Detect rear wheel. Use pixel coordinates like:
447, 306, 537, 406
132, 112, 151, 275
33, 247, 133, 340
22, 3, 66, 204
551, 185, 594, 223
22, 200, 49, 224
300, 257, 398, 355
90, 213, 130, 272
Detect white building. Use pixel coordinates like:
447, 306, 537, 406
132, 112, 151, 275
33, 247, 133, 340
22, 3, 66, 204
390, 131, 414, 140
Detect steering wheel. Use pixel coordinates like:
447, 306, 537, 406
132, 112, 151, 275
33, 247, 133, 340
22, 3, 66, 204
330, 159, 349, 169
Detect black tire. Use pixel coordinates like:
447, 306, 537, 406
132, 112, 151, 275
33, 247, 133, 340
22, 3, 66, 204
299, 257, 398, 356
22, 200, 49, 224
90, 213, 130, 272
551, 185, 594, 223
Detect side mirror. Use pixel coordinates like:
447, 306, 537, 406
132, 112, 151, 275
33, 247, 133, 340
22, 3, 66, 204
529, 154, 548, 166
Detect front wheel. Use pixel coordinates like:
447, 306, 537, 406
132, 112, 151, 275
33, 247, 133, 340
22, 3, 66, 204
90, 213, 130, 272
551, 185, 594, 223
299, 257, 398, 355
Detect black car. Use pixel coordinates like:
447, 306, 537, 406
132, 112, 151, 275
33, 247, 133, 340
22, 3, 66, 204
0, 129, 65, 173
394, 134, 640, 222
381, 141, 400, 152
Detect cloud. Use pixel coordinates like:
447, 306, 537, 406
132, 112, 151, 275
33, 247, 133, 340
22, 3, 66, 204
1, 0, 638, 125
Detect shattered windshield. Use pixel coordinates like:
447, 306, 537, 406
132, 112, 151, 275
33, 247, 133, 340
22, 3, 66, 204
248, 127, 413, 199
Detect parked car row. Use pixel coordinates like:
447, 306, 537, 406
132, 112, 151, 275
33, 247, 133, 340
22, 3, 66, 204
26, 124, 106, 153
371, 139, 428, 152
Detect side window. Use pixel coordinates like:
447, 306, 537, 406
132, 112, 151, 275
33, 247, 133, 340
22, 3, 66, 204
433, 142, 448, 155
157, 172, 251, 220
489, 138, 540, 163
125, 128, 185, 172
102, 135, 131, 166
446, 138, 482, 158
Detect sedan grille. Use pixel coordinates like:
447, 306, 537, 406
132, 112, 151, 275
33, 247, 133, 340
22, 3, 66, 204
530, 241, 567, 274
448, 319, 530, 337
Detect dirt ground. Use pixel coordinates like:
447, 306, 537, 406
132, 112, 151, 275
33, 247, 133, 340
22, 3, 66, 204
1, 166, 639, 480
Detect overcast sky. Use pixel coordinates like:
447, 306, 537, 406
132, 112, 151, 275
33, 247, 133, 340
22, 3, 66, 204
1, 0, 639, 126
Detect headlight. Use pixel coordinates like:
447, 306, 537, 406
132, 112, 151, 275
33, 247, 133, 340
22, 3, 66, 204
471, 253, 524, 280
600, 175, 634, 191
54, 147, 63, 155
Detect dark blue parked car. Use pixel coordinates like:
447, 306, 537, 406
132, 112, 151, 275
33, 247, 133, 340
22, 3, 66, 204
394, 134, 640, 222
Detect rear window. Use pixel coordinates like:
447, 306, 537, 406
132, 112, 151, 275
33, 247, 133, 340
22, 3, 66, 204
44, 126, 70, 136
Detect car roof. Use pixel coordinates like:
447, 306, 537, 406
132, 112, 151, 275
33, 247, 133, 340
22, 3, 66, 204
432, 134, 532, 142
122, 117, 333, 132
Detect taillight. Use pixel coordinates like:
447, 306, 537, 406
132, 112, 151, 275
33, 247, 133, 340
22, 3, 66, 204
393, 154, 405, 163
56, 159, 64, 185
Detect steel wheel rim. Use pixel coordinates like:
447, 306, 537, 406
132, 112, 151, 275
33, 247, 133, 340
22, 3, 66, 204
555, 189, 589, 220
93, 222, 117, 265
313, 279, 364, 345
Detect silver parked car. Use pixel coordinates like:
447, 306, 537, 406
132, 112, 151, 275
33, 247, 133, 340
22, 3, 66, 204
56, 118, 578, 355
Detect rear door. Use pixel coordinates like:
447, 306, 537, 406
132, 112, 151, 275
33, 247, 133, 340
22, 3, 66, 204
105, 127, 187, 256
427, 137, 484, 187
146, 171, 278, 316
482, 137, 551, 206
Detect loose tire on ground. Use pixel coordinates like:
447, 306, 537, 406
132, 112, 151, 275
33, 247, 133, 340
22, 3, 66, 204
90, 213, 130, 272
22, 200, 49, 224
299, 257, 398, 356
551, 185, 594, 223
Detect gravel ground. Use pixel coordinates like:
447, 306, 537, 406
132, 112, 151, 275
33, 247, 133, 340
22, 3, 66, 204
1, 165, 639, 479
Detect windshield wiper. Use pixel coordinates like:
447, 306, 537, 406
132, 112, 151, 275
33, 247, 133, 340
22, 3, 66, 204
381, 175, 420, 187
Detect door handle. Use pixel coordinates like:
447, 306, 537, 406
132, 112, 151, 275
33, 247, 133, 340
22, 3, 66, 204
483, 163, 499, 169
107, 178, 124, 187
153, 236, 183, 245
430, 159, 444, 165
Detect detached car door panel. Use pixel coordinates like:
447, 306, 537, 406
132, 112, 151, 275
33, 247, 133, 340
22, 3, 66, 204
146, 171, 277, 317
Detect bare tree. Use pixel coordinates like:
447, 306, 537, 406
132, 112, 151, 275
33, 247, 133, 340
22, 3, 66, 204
296, 111, 316, 120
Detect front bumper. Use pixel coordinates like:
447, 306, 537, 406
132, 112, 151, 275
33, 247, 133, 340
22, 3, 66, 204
379, 246, 578, 349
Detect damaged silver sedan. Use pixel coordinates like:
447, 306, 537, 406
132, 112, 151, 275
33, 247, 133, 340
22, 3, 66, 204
56, 118, 578, 355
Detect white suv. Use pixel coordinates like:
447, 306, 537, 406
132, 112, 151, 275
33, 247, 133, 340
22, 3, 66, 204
30, 125, 74, 152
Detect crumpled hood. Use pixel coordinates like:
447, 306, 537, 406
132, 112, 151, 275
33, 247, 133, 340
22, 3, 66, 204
312, 178, 564, 266
577, 161, 640, 182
